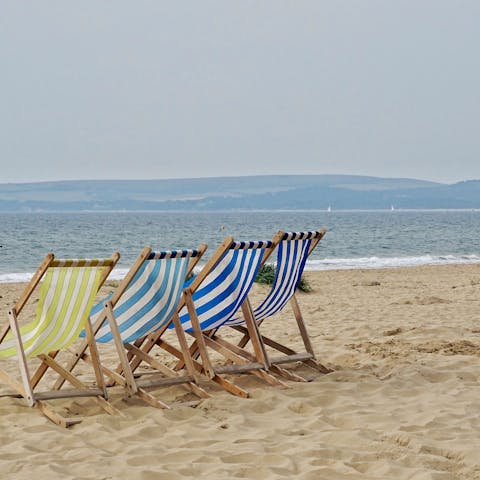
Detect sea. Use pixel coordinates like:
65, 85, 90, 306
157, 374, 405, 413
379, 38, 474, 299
1, 210, 479, 283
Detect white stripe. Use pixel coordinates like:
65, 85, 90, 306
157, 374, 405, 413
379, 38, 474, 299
27, 268, 99, 355
56, 268, 98, 350
115, 260, 173, 340
181, 249, 261, 331
25, 268, 70, 355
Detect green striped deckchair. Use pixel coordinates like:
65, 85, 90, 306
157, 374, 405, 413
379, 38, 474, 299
0, 252, 121, 427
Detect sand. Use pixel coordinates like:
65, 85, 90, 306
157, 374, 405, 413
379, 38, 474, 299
1, 264, 480, 479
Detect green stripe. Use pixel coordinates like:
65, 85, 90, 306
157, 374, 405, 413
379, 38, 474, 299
28, 267, 102, 356
0, 266, 105, 358
29, 268, 76, 355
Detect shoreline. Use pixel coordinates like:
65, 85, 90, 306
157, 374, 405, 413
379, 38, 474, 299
2, 257, 480, 284
1, 263, 480, 479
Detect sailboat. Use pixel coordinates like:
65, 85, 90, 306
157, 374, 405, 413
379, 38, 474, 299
327, 206, 331, 212
390, 205, 395, 211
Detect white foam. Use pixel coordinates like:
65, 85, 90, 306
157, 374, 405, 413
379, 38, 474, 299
2, 255, 480, 283
305, 254, 480, 271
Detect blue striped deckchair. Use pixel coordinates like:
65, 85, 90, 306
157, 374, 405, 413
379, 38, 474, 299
227, 229, 331, 380
0, 253, 121, 427
62, 245, 209, 409
139, 237, 287, 398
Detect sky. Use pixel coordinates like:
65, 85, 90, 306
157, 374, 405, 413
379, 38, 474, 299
1, 1, 479, 185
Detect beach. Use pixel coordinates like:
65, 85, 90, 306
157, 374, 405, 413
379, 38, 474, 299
1, 264, 480, 479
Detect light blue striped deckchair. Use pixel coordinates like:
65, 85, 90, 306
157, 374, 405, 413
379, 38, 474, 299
62, 245, 209, 409
226, 229, 331, 380
140, 237, 287, 398
0, 252, 121, 427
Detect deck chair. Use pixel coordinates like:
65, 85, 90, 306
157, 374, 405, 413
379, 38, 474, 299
0, 252, 121, 427
131, 237, 286, 398
58, 245, 209, 409
225, 229, 331, 381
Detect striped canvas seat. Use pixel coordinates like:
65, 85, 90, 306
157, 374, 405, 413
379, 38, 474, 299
224, 231, 316, 326
0, 259, 113, 358
178, 240, 271, 332
89, 249, 200, 344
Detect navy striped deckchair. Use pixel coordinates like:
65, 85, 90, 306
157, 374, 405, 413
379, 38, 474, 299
0, 252, 121, 427
58, 245, 209, 409
227, 229, 331, 380
136, 237, 286, 398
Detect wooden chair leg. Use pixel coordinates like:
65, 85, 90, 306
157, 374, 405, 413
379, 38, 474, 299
84, 317, 108, 398
290, 295, 315, 356
171, 312, 200, 382
8, 309, 35, 406
241, 298, 270, 368
184, 289, 215, 379
105, 301, 138, 395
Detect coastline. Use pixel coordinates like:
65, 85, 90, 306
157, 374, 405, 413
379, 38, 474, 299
2, 254, 480, 284
1, 264, 480, 479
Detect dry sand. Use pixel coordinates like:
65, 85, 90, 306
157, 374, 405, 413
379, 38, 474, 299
1, 264, 480, 479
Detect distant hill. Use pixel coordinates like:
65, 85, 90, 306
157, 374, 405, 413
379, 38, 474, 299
0, 175, 479, 211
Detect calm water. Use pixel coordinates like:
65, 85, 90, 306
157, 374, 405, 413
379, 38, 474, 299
1, 210, 479, 281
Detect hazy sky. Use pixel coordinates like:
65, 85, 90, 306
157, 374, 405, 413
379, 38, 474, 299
2, 1, 479, 184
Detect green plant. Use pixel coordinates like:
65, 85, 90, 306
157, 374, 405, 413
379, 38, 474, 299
254, 264, 276, 286
254, 264, 312, 293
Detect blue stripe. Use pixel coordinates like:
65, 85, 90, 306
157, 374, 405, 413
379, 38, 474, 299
89, 256, 189, 343
253, 239, 311, 320
106, 261, 173, 342
120, 259, 186, 342
179, 247, 265, 331
108, 260, 162, 322
183, 250, 243, 324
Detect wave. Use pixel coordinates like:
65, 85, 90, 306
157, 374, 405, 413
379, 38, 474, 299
306, 254, 480, 271
2, 255, 480, 283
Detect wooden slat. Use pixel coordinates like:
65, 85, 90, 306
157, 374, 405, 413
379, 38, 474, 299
268, 352, 314, 365
14, 253, 54, 317
136, 375, 196, 389
0, 367, 28, 399
36, 400, 83, 428
214, 363, 264, 374
34, 388, 105, 400
209, 374, 249, 398
135, 388, 171, 409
